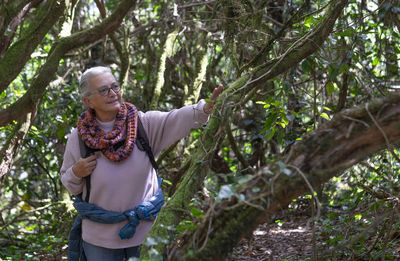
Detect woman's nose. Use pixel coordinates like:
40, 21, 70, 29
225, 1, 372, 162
108, 88, 117, 96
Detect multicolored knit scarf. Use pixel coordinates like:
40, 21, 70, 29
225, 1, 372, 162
77, 102, 138, 162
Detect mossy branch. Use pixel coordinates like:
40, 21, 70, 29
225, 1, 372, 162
170, 93, 400, 261
0, 0, 66, 94
0, 0, 137, 127
150, 29, 180, 110
142, 0, 348, 258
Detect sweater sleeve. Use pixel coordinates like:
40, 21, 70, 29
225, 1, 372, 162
140, 99, 210, 155
60, 128, 84, 195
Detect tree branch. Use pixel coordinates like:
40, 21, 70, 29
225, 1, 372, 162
0, 0, 137, 127
169, 93, 400, 260
0, 0, 65, 93
0, 0, 43, 58
143, 0, 349, 258
236, 0, 348, 97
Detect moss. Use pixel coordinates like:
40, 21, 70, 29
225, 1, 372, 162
150, 29, 179, 110
184, 203, 262, 261
0, 0, 66, 92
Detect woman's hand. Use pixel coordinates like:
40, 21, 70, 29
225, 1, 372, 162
203, 84, 223, 114
72, 152, 101, 178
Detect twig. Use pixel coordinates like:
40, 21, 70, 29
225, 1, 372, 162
342, 114, 370, 128
178, 0, 216, 9
287, 165, 321, 222
156, 141, 179, 164
225, 122, 253, 172
365, 103, 400, 162
265, 15, 284, 27
0, 212, 14, 245
288, 164, 321, 261
320, 211, 395, 258
196, 203, 215, 251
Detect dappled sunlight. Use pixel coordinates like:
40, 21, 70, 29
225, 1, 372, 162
232, 215, 314, 260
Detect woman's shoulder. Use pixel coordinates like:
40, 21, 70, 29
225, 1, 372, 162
67, 127, 79, 139
65, 128, 79, 149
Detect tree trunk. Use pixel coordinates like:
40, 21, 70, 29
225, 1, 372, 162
142, 0, 349, 258
0, 0, 137, 127
150, 29, 180, 110
0, 111, 36, 181
169, 93, 400, 260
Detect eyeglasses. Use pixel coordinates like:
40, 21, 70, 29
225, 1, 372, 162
86, 82, 121, 97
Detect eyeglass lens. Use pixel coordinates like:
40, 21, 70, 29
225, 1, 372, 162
99, 83, 120, 96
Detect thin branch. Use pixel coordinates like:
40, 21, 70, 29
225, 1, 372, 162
288, 164, 321, 222
178, 0, 216, 9
0, 0, 137, 127
0, 0, 66, 93
225, 122, 252, 172
365, 103, 400, 162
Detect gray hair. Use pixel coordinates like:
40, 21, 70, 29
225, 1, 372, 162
79, 66, 113, 97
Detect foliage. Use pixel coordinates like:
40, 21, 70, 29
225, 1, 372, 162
0, 0, 400, 260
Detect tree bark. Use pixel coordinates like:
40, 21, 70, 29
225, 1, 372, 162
150, 29, 180, 110
183, 32, 209, 106
0, 0, 137, 127
0, 0, 65, 93
168, 93, 400, 260
0, 111, 36, 182
142, 0, 348, 258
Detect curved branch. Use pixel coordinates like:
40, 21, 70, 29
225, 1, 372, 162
170, 93, 400, 260
0, 111, 36, 181
0, 0, 65, 93
143, 0, 349, 258
0, 0, 36, 32
0, 0, 43, 57
0, 0, 137, 127
236, 0, 348, 98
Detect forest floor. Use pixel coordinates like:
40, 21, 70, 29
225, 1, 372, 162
230, 208, 320, 261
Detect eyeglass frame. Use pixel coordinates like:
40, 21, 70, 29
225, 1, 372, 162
85, 82, 121, 97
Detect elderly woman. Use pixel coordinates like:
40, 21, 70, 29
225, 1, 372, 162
60, 66, 222, 261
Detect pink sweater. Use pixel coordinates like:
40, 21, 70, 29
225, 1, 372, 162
60, 100, 208, 249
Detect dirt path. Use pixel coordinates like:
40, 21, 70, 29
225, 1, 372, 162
230, 213, 315, 261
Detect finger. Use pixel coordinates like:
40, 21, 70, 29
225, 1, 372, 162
210, 88, 219, 100
210, 84, 223, 100
86, 154, 98, 161
216, 84, 223, 94
87, 152, 101, 162
87, 160, 97, 168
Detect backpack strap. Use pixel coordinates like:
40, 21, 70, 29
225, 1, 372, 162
76, 115, 159, 202
136, 116, 159, 172
77, 134, 97, 202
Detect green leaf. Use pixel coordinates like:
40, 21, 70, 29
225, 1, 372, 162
372, 57, 380, 66
326, 82, 335, 95
264, 112, 277, 130
191, 207, 204, 218
304, 16, 314, 28
162, 179, 172, 185
281, 115, 289, 126
266, 128, 276, 141
320, 113, 330, 120
334, 28, 355, 37
57, 127, 65, 139
328, 213, 340, 219
301, 58, 312, 73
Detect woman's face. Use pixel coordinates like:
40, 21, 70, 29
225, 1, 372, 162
84, 72, 122, 121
